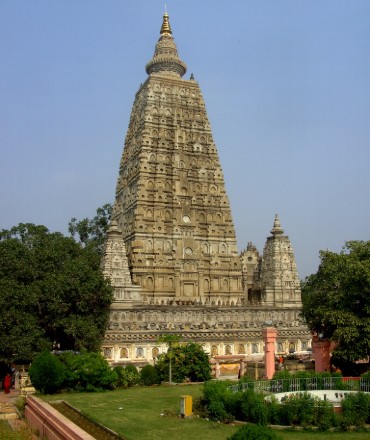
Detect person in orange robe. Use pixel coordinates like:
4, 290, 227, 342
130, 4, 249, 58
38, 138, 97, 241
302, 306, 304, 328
3, 373, 11, 394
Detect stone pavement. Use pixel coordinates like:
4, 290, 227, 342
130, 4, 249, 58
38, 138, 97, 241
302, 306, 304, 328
0, 388, 20, 420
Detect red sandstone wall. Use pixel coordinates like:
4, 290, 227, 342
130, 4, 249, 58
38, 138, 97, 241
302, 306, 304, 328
25, 395, 95, 440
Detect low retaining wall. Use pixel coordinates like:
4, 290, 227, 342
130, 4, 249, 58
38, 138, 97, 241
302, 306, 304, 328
269, 390, 360, 404
25, 395, 95, 440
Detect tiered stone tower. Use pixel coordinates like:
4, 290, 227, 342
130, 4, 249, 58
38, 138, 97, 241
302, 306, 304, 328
260, 215, 302, 308
102, 13, 310, 366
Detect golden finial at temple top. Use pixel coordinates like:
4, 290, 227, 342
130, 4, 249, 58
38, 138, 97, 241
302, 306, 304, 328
160, 10, 172, 36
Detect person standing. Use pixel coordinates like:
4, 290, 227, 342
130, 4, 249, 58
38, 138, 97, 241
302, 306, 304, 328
3, 373, 11, 394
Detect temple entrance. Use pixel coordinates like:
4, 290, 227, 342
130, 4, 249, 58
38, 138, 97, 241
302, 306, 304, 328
212, 355, 246, 379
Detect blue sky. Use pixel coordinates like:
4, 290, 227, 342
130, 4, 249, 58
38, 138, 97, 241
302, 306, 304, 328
1, 1, 369, 278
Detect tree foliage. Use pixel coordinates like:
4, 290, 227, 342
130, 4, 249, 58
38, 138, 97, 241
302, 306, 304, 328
301, 241, 370, 374
155, 341, 211, 383
0, 223, 113, 362
68, 203, 112, 255
59, 351, 117, 392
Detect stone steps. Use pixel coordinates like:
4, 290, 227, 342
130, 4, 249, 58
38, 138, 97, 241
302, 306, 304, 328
0, 401, 18, 420
0, 389, 21, 421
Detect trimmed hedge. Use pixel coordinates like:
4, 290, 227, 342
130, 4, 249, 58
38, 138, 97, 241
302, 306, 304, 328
140, 364, 160, 386
29, 351, 65, 394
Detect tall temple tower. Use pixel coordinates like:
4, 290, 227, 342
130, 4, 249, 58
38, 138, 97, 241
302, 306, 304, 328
102, 13, 310, 367
111, 12, 243, 305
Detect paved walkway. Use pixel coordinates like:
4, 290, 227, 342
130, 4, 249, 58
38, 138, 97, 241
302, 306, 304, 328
0, 388, 20, 418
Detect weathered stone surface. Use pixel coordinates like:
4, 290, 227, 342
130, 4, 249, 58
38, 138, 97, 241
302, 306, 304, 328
101, 13, 310, 366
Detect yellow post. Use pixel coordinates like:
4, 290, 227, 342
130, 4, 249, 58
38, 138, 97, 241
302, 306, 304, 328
180, 395, 192, 417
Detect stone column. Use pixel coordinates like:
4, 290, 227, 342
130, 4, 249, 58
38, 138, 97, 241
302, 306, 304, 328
215, 361, 220, 379
240, 359, 247, 377
262, 327, 277, 379
312, 334, 331, 373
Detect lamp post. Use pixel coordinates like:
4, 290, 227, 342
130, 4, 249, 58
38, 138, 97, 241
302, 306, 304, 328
169, 344, 172, 385
157, 334, 180, 385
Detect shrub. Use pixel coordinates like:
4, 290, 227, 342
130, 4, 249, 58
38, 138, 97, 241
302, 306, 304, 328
240, 389, 268, 425
341, 392, 370, 427
224, 390, 242, 421
315, 399, 337, 430
278, 392, 336, 428
113, 365, 139, 388
113, 366, 125, 387
265, 396, 281, 425
125, 363, 139, 376
125, 364, 140, 386
140, 365, 160, 386
59, 351, 117, 392
15, 395, 27, 417
279, 392, 316, 426
250, 395, 268, 426
202, 377, 343, 430
58, 351, 78, 389
272, 369, 291, 380
202, 380, 236, 421
203, 380, 230, 406
29, 351, 65, 394
228, 424, 282, 440
207, 399, 229, 422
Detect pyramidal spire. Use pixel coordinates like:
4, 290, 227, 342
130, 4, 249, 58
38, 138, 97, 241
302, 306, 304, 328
146, 11, 187, 77
160, 11, 172, 35
270, 214, 284, 236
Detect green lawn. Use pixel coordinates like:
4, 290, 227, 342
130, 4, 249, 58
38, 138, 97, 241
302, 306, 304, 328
44, 384, 239, 440
43, 385, 370, 440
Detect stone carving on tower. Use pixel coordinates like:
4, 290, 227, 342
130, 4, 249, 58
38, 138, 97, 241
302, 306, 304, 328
101, 12, 310, 366
101, 220, 141, 303
260, 215, 302, 308
111, 11, 243, 306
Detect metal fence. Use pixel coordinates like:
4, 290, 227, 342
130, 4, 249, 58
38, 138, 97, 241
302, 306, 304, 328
229, 377, 370, 394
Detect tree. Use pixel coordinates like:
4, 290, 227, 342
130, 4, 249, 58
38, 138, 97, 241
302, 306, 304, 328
68, 203, 112, 255
157, 334, 181, 384
301, 241, 370, 375
155, 340, 211, 383
0, 223, 113, 363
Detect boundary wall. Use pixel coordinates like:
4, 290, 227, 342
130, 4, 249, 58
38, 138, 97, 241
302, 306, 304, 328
25, 395, 94, 440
